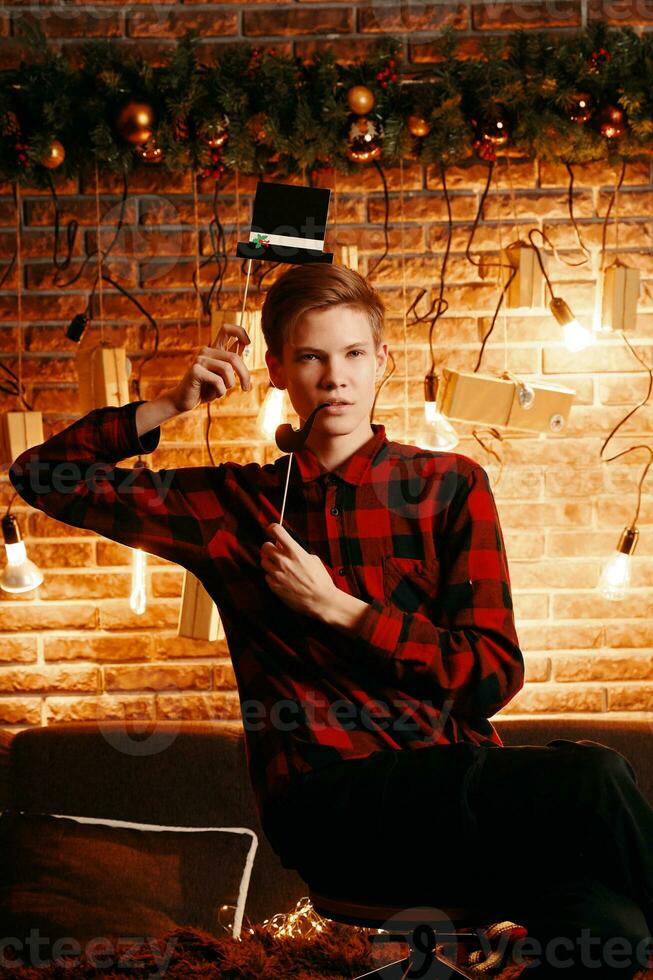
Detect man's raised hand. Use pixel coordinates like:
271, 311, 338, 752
166, 323, 253, 414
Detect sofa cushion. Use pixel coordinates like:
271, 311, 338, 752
0, 810, 256, 959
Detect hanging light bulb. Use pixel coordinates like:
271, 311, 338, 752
257, 384, 287, 441
1, 514, 43, 594
549, 297, 595, 353
130, 547, 147, 615
422, 374, 459, 450
598, 525, 639, 601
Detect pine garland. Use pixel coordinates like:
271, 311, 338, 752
2, 23, 653, 187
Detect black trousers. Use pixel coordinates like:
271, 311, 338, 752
266, 739, 653, 979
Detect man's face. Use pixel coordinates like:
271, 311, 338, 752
265, 304, 388, 428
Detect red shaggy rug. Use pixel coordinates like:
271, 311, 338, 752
0, 920, 535, 979
2, 921, 651, 979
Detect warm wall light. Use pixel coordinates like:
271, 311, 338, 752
422, 373, 459, 450
129, 548, 147, 615
257, 384, 287, 441
600, 262, 640, 333
598, 525, 639, 601
550, 297, 595, 353
1, 514, 43, 594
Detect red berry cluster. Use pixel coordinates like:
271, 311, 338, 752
472, 137, 496, 162
201, 148, 226, 181
376, 58, 398, 89
248, 46, 277, 76
14, 141, 29, 167
589, 47, 611, 69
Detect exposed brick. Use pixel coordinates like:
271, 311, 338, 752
157, 692, 241, 721
411, 34, 491, 62
11, 9, 123, 38
517, 623, 604, 651
44, 634, 155, 663
502, 683, 604, 712
46, 695, 154, 722
589, 0, 653, 23
523, 654, 551, 682
553, 652, 653, 682
126, 8, 237, 38
151, 569, 184, 598
39, 571, 131, 600
543, 341, 653, 374
358, 4, 467, 33
151, 635, 228, 660
98, 601, 180, 631
0, 636, 38, 664
472, 1, 580, 29
510, 559, 598, 590
539, 159, 650, 188
103, 664, 211, 691
213, 662, 237, 689
28, 542, 95, 569
512, 593, 548, 618
0, 699, 41, 725
243, 7, 351, 36
607, 684, 653, 710
0, 604, 97, 631
0, 666, 98, 693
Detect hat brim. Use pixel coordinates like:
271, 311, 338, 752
236, 242, 333, 265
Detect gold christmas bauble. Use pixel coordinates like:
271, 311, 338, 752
347, 85, 375, 115
481, 118, 508, 146
137, 137, 163, 164
407, 114, 431, 138
248, 112, 268, 143
40, 139, 65, 169
345, 115, 383, 163
116, 101, 155, 145
597, 104, 625, 139
568, 92, 592, 125
200, 117, 229, 148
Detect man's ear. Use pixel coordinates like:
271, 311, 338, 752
375, 343, 389, 376
265, 350, 285, 390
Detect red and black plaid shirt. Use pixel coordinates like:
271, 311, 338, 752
9, 401, 524, 834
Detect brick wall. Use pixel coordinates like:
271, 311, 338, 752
0, 1, 652, 731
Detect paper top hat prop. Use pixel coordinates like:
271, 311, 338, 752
236, 181, 333, 265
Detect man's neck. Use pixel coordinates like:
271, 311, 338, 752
302, 421, 375, 472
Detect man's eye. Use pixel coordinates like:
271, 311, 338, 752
300, 351, 364, 360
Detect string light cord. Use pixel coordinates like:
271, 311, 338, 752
99, 271, 159, 402
473, 267, 518, 374
526, 227, 588, 303
2, 182, 32, 410
53, 173, 129, 289
45, 169, 78, 273
599, 330, 653, 528
465, 161, 497, 272
600, 158, 627, 273
564, 161, 591, 261
367, 159, 390, 280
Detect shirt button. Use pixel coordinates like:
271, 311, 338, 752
330, 507, 339, 516
338, 567, 346, 576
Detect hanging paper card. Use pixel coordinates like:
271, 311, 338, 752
178, 569, 225, 642
76, 345, 129, 414
0, 411, 44, 465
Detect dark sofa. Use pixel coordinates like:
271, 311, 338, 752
0, 716, 650, 944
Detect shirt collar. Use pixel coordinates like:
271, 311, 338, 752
288, 423, 387, 487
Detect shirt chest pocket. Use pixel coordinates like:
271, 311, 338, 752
382, 556, 440, 615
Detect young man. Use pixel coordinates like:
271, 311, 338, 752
9, 264, 653, 977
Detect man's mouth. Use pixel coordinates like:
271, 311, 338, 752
322, 400, 352, 406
